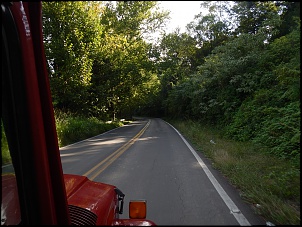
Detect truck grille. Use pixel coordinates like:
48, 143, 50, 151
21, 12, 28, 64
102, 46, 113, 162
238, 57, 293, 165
68, 205, 97, 225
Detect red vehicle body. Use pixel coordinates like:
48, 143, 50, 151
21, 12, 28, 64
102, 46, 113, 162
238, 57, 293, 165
1, 2, 156, 225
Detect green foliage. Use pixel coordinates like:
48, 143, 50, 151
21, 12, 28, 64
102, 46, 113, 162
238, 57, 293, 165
41, 0, 300, 161
92, 31, 157, 119
224, 97, 264, 142
163, 79, 194, 118
55, 110, 123, 147
231, 1, 281, 35
226, 96, 300, 158
184, 31, 266, 125
155, 31, 201, 115
1, 120, 11, 165
225, 24, 300, 159
187, 1, 232, 60
42, 2, 103, 113
271, 2, 300, 39
263, 165, 300, 200
94, 1, 169, 119
253, 102, 300, 158
162, 2, 300, 159
42, 1, 168, 118
100, 1, 169, 39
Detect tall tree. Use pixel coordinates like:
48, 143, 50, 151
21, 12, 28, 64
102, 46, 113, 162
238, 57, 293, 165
42, 1, 103, 114
100, 1, 169, 40
231, 1, 282, 36
271, 1, 300, 39
156, 30, 198, 102
187, 1, 233, 65
90, 1, 169, 119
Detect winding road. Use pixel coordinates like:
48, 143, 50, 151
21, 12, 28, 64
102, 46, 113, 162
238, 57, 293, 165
60, 118, 266, 225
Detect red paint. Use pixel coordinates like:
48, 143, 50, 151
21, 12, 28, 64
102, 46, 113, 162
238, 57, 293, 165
64, 174, 118, 225
9, 2, 70, 224
1, 174, 21, 225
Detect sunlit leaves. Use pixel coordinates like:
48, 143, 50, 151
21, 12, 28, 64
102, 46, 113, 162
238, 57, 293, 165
42, 1, 104, 111
90, 1, 168, 118
100, 1, 169, 39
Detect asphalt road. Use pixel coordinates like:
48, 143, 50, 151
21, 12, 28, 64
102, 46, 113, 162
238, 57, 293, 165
60, 118, 267, 225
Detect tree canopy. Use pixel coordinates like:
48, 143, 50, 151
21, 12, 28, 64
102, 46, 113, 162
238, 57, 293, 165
42, 1, 300, 159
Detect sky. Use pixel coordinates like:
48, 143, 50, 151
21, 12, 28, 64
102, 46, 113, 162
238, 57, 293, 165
157, 1, 206, 33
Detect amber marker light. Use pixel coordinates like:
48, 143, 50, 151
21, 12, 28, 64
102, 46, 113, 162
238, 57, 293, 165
129, 200, 147, 219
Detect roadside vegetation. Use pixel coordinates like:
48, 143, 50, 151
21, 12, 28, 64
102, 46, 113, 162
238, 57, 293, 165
1, 121, 10, 165
168, 119, 300, 225
54, 110, 129, 147
1, 114, 129, 164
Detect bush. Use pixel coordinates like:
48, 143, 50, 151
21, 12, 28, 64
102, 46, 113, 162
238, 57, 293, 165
1, 120, 11, 165
55, 110, 124, 147
252, 102, 300, 158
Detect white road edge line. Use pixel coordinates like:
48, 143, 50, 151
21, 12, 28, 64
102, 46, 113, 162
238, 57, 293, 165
167, 122, 251, 226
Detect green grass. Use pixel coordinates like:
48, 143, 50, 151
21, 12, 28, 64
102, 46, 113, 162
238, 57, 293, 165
1, 120, 11, 165
54, 111, 130, 147
1, 112, 130, 164
168, 119, 300, 225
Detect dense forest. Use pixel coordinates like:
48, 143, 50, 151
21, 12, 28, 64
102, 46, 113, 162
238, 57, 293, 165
42, 1, 300, 161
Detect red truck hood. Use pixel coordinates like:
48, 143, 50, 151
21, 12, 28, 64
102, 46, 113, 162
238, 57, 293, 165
63, 174, 156, 226
2, 173, 155, 225
64, 174, 118, 225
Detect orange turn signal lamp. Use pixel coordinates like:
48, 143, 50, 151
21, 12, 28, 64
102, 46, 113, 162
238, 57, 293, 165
129, 200, 147, 219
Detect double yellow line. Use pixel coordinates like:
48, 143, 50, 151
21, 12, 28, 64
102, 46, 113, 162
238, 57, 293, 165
83, 120, 151, 181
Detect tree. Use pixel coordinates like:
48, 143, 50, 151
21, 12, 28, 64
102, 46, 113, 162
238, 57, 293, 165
155, 30, 198, 106
271, 1, 300, 39
187, 1, 233, 65
100, 1, 169, 40
231, 1, 282, 37
90, 1, 169, 119
43, 1, 168, 119
42, 2, 103, 114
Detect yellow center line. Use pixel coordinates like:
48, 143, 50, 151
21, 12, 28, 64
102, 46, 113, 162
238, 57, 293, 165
83, 120, 151, 180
